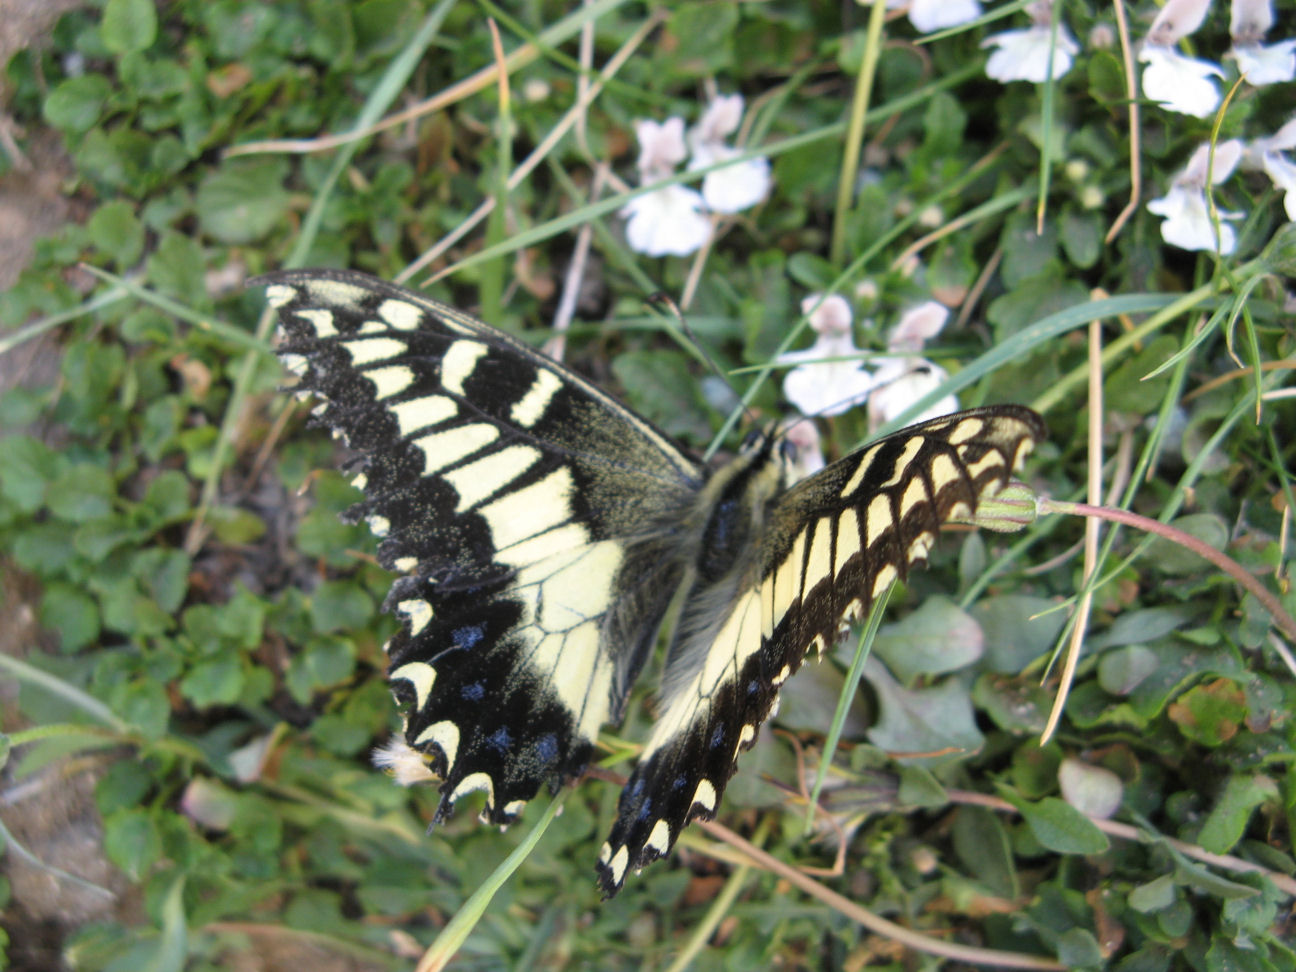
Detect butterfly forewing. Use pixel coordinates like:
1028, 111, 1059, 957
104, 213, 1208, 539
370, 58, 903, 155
261, 269, 706, 826
594, 406, 1045, 895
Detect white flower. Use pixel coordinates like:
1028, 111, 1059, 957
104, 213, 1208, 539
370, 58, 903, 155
635, 117, 687, 177
1245, 117, 1296, 221
982, 1, 1080, 83
866, 302, 958, 429
688, 94, 771, 214
887, 0, 982, 34
1228, 0, 1296, 85
622, 117, 712, 257
780, 295, 878, 418
888, 301, 949, 353
1140, 0, 1223, 116
1140, 47, 1224, 117
622, 185, 712, 257
1147, 140, 1245, 253
867, 358, 959, 430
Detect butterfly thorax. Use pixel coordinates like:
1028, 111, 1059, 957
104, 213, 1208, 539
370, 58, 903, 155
660, 436, 789, 698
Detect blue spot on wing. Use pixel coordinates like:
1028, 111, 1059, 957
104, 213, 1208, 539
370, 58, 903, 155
461, 681, 485, 701
486, 727, 513, 754
453, 624, 485, 649
535, 733, 558, 764
709, 724, 725, 749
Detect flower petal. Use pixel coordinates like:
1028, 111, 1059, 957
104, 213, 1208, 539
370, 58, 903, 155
1230, 40, 1296, 85
1139, 46, 1223, 117
700, 153, 771, 214
888, 301, 949, 352
622, 185, 711, 256
890, 0, 983, 33
867, 360, 958, 429
983, 25, 1078, 83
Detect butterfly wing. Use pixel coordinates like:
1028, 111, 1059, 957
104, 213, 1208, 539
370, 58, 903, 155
260, 269, 706, 825
595, 405, 1045, 895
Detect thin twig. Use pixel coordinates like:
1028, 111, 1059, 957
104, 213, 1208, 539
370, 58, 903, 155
1105, 0, 1140, 243
1043, 317, 1104, 741
694, 819, 1065, 969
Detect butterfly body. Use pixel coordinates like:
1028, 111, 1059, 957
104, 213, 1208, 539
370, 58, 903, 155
260, 268, 1045, 897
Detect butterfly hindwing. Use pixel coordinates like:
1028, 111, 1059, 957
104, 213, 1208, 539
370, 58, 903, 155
594, 406, 1045, 895
260, 269, 706, 825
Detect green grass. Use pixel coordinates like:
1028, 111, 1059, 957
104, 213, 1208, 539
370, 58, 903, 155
2, 1, 1294, 970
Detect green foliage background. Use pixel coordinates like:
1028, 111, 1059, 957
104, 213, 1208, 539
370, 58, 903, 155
1, 1, 1294, 969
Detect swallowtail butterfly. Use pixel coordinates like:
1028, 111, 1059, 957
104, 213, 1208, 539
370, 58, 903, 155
259, 269, 1045, 897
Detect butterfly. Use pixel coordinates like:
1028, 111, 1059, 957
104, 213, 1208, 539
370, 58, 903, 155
258, 268, 1045, 897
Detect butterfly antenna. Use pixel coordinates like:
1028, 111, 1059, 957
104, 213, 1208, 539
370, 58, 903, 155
645, 292, 760, 432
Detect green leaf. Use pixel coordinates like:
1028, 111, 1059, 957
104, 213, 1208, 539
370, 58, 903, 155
897, 765, 948, 807
1105, 336, 1178, 414
101, 0, 159, 54
308, 581, 374, 633
1000, 213, 1060, 287
95, 760, 154, 815
970, 594, 1067, 673
207, 505, 267, 544
110, 677, 170, 738
986, 271, 1089, 340
1128, 874, 1177, 913
180, 655, 244, 709
663, 2, 737, 76
146, 232, 209, 307
103, 808, 162, 881
0, 436, 65, 512
1087, 607, 1191, 649
195, 159, 292, 244
39, 583, 101, 652
88, 200, 146, 269
286, 637, 356, 704
1168, 677, 1248, 747
1060, 208, 1102, 269
47, 464, 116, 522
866, 658, 984, 768
141, 470, 192, 525
143, 875, 188, 972
1014, 796, 1110, 855
972, 673, 1051, 734
1098, 644, 1160, 695
43, 74, 113, 132
871, 596, 982, 683
612, 350, 713, 443
1056, 929, 1103, 970
953, 805, 1018, 899
296, 505, 369, 568
1172, 852, 1262, 900
1145, 513, 1230, 576
1196, 775, 1279, 855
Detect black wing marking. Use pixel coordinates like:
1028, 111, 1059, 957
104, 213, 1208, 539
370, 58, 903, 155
259, 269, 706, 827
595, 405, 1045, 895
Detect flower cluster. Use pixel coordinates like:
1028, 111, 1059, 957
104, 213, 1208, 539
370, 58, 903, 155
893, 0, 1294, 102
621, 95, 771, 257
780, 295, 958, 436
1141, 0, 1295, 117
